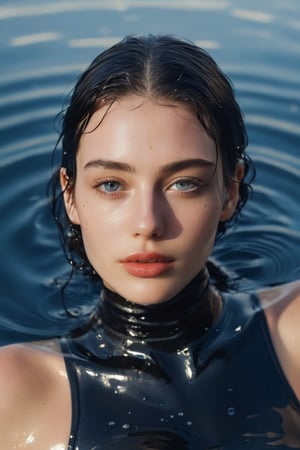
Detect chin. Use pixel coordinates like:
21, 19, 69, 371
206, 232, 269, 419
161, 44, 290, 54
116, 283, 183, 306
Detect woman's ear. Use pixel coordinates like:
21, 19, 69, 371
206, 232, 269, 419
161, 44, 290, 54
59, 168, 80, 225
220, 162, 245, 221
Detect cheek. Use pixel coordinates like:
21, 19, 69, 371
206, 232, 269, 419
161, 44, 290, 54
183, 199, 222, 233
78, 204, 118, 247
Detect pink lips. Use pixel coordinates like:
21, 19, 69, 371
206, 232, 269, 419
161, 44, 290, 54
121, 252, 174, 278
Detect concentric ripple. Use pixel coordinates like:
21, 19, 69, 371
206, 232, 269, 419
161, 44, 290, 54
0, 0, 299, 342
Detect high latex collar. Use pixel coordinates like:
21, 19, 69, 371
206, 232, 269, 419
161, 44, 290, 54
98, 268, 216, 348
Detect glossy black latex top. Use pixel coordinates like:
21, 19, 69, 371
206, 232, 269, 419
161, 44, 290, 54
62, 272, 300, 450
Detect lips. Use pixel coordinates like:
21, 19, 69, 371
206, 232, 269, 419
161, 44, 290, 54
121, 252, 174, 277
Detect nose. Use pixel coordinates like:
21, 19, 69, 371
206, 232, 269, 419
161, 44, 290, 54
132, 189, 166, 239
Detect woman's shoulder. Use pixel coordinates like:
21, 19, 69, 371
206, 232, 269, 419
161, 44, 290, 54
0, 339, 67, 392
258, 279, 300, 330
258, 279, 300, 306
258, 280, 300, 400
0, 339, 71, 449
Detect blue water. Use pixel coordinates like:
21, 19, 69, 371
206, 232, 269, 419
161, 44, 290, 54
0, 0, 299, 344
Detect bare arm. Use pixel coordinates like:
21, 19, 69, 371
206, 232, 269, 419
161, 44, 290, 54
0, 341, 71, 450
259, 280, 300, 400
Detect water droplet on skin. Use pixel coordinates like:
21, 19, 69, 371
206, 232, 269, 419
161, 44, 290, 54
128, 411, 132, 415
108, 421, 116, 426
227, 407, 236, 416
178, 412, 184, 416
235, 325, 242, 332
122, 424, 130, 429
187, 421, 193, 426
170, 414, 174, 419
25, 433, 34, 444
227, 387, 233, 392
160, 418, 165, 422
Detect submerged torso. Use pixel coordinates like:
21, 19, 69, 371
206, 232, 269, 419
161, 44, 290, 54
61, 282, 300, 450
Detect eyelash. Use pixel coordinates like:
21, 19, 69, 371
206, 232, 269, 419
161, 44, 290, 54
168, 177, 204, 193
93, 177, 205, 197
94, 179, 123, 196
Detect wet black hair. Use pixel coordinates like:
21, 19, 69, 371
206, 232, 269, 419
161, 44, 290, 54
50, 34, 255, 279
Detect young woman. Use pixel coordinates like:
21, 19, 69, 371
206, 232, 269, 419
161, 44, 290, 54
0, 35, 299, 450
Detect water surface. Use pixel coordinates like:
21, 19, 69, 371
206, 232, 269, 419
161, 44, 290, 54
0, 0, 299, 343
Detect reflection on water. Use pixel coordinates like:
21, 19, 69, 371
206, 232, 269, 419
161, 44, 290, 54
0, 0, 299, 343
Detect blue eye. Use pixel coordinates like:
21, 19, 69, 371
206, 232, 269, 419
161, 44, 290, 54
172, 180, 197, 191
99, 181, 121, 193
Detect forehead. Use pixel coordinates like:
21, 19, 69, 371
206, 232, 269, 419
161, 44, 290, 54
77, 95, 217, 166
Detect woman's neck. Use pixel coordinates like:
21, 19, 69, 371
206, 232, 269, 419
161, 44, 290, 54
98, 268, 221, 349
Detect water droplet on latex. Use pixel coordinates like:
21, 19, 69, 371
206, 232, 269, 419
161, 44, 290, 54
227, 407, 236, 416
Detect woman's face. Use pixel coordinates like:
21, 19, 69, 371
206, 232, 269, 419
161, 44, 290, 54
62, 95, 240, 305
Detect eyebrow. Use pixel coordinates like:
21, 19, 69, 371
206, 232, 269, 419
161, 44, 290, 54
84, 159, 134, 172
83, 158, 215, 174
